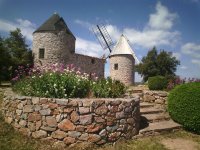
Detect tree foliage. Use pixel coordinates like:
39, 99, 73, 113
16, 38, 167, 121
136, 47, 180, 82
0, 28, 33, 82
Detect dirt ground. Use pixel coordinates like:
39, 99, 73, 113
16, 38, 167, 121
161, 138, 200, 150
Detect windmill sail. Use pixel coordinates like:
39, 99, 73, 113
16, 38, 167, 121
92, 24, 113, 53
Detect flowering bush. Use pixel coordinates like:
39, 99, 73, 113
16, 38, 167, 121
12, 63, 126, 98
167, 76, 200, 90
92, 77, 126, 98
12, 64, 95, 98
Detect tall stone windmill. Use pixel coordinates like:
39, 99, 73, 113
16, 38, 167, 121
93, 25, 139, 86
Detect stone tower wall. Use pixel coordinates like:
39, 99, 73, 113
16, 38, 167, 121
110, 54, 135, 86
32, 31, 75, 66
69, 54, 105, 78
32, 31, 105, 78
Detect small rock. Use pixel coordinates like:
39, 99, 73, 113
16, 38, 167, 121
46, 116, 57, 127
79, 107, 90, 114
76, 125, 85, 132
94, 116, 105, 123
79, 114, 92, 125
34, 105, 41, 111
86, 124, 102, 133
56, 99, 68, 105
67, 100, 78, 107
5, 117, 13, 124
39, 109, 51, 116
127, 118, 135, 124
16, 109, 22, 115
58, 119, 75, 131
110, 100, 121, 106
88, 134, 101, 143
52, 130, 67, 139
108, 132, 121, 142
79, 133, 89, 141
63, 137, 75, 145
63, 108, 74, 113
41, 126, 56, 131
95, 104, 108, 115
36, 121, 42, 130
99, 129, 107, 137
48, 103, 58, 109
28, 113, 42, 122
40, 98, 48, 104
17, 103, 23, 109
116, 111, 125, 119
67, 131, 81, 138
19, 120, 27, 127
23, 105, 34, 113
28, 122, 36, 131
70, 111, 79, 123
106, 125, 118, 132
32, 97, 39, 104
32, 130, 47, 139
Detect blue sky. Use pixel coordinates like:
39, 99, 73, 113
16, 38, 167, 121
0, 0, 200, 81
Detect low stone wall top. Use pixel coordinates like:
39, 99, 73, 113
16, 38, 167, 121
143, 90, 169, 105
2, 91, 140, 147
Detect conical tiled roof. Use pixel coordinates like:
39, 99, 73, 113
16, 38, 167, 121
110, 34, 140, 64
33, 13, 75, 38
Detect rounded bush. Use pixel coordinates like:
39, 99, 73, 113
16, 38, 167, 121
168, 82, 200, 133
92, 78, 126, 98
148, 76, 168, 90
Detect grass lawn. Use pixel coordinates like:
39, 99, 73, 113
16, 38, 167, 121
1, 89, 200, 150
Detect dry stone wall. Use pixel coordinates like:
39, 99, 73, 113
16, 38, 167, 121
2, 92, 140, 146
143, 90, 168, 105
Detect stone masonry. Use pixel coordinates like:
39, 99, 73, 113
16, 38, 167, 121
2, 91, 140, 146
143, 90, 168, 105
32, 14, 105, 78
110, 54, 135, 86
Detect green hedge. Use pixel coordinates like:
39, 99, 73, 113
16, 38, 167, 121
92, 78, 126, 98
168, 82, 200, 133
148, 76, 168, 90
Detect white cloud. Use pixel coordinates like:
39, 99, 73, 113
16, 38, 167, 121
172, 52, 181, 60
180, 65, 188, 70
181, 42, 200, 58
74, 19, 92, 29
76, 37, 104, 58
0, 18, 35, 41
147, 2, 177, 30
191, 59, 200, 66
75, 2, 180, 49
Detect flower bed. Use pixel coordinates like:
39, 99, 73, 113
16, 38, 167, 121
2, 90, 140, 146
12, 64, 126, 98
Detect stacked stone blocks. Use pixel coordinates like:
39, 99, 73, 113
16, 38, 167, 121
2, 92, 140, 146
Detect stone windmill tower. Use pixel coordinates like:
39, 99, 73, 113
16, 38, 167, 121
110, 34, 139, 86
32, 13, 76, 66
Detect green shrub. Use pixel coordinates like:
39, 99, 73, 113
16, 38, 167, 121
92, 77, 126, 98
168, 82, 200, 133
148, 76, 168, 90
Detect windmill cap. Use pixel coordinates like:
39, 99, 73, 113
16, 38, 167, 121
110, 34, 140, 64
110, 34, 135, 56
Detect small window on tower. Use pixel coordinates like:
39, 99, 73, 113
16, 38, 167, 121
91, 58, 95, 64
39, 48, 45, 59
114, 63, 118, 70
